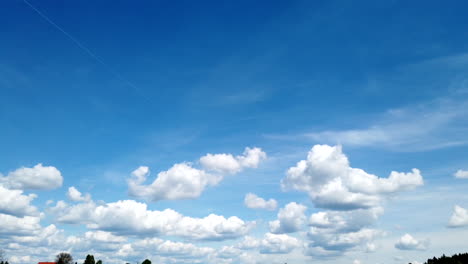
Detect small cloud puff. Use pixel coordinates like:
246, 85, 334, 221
448, 205, 468, 227
454, 169, 468, 179
244, 193, 277, 211
395, 234, 428, 251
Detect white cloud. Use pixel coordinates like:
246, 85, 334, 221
353, 260, 362, 264
454, 170, 468, 179
301, 96, 468, 151
67, 186, 91, 202
448, 205, 468, 227
128, 164, 221, 201
394, 234, 428, 251
309, 207, 383, 233
84, 230, 126, 243
259, 233, 300, 254
0, 213, 43, 237
281, 145, 423, 210
234, 233, 300, 255
50, 199, 254, 241
0, 185, 38, 217
128, 147, 266, 202
0, 163, 63, 190
155, 240, 215, 257
217, 246, 242, 259
244, 193, 277, 211
236, 236, 261, 250
9, 255, 31, 264
365, 242, 377, 253
306, 208, 383, 256
200, 147, 266, 174
308, 228, 380, 253
269, 202, 307, 234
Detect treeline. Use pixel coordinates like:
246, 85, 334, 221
56, 253, 151, 264
411, 253, 468, 264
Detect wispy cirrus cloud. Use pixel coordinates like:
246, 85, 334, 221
268, 95, 468, 152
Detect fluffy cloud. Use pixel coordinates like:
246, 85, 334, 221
244, 193, 277, 211
50, 199, 254, 241
154, 240, 215, 257
448, 205, 468, 227
394, 234, 428, 251
281, 145, 423, 210
84, 230, 126, 243
0, 163, 63, 190
128, 148, 266, 202
305, 208, 383, 256
235, 233, 300, 255
236, 236, 261, 250
128, 164, 221, 201
217, 246, 242, 259
309, 207, 383, 232
307, 228, 380, 254
67, 186, 91, 202
269, 202, 307, 234
454, 170, 468, 179
200, 147, 266, 174
0, 214, 43, 237
259, 233, 300, 254
0, 185, 38, 217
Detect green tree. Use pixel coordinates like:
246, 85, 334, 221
83, 255, 95, 264
96, 260, 102, 264
56, 253, 73, 264
142, 259, 151, 264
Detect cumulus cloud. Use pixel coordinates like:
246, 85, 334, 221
128, 148, 266, 202
217, 246, 242, 259
50, 199, 254, 241
394, 234, 428, 251
308, 227, 380, 253
259, 233, 300, 254
448, 205, 468, 227
269, 202, 307, 234
0, 185, 38, 217
67, 186, 91, 202
128, 164, 221, 201
454, 170, 468, 179
244, 193, 277, 211
155, 240, 215, 257
0, 213, 43, 237
84, 230, 126, 243
309, 207, 383, 232
281, 145, 423, 210
0, 163, 63, 190
200, 147, 266, 174
305, 208, 383, 256
236, 236, 261, 250
235, 233, 300, 255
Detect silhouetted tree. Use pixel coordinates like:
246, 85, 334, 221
56, 252, 73, 264
84, 255, 95, 264
96, 260, 102, 264
409, 252, 468, 264
141, 259, 151, 264
0, 249, 6, 264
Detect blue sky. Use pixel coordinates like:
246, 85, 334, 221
1, 1, 468, 264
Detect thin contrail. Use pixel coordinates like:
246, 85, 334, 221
23, 0, 150, 101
